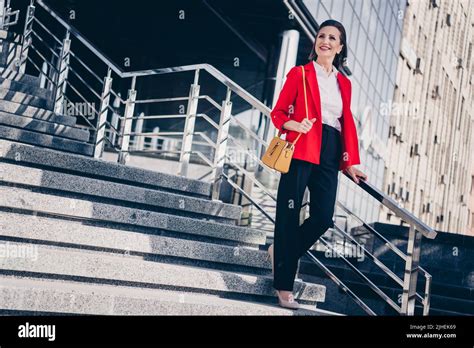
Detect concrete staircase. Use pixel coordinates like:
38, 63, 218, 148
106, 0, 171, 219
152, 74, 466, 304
0, 29, 93, 156
0, 29, 332, 314
0, 138, 331, 315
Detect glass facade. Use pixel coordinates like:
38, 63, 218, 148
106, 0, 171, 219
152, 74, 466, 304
301, 0, 406, 225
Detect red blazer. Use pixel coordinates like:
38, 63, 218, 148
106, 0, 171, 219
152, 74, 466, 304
270, 61, 361, 171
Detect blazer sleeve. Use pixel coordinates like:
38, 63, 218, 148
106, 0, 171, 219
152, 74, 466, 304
340, 77, 361, 170
270, 66, 300, 135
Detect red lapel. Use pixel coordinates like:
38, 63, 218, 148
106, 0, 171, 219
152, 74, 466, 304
304, 62, 321, 120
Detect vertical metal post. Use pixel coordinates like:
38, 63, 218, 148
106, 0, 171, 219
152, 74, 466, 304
151, 126, 160, 150
178, 69, 200, 177
110, 93, 121, 146
0, 0, 6, 30
422, 275, 432, 316
134, 112, 145, 151
39, 60, 47, 89
18, 0, 35, 74
401, 224, 422, 315
54, 30, 71, 114
94, 68, 112, 158
118, 77, 136, 165
211, 87, 232, 201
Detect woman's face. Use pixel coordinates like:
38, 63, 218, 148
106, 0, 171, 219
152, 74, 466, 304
314, 26, 343, 60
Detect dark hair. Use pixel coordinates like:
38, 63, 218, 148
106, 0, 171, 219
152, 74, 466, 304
308, 19, 348, 70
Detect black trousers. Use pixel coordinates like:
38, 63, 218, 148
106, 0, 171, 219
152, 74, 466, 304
273, 123, 342, 291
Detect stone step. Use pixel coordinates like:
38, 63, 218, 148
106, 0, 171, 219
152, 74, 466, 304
0, 242, 326, 304
0, 86, 53, 110
0, 126, 93, 155
0, 71, 40, 87
0, 211, 269, 272
0, 185, 266, 246
0, 111, 90, 142
0, 276, 332, 315
0, 76, 53, 100
0, 139, 212, 198
0, 98, 76, 126
0, 161, 241, 223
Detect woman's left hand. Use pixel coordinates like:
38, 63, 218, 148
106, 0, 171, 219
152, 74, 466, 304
345, 166, 368, 184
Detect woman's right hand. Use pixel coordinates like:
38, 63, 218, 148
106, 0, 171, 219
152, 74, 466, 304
283, 118, 317, 134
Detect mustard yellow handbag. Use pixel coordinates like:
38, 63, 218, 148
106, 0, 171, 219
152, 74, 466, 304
262, 66, 309, 174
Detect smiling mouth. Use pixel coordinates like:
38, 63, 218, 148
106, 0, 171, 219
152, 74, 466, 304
320, 46, 331, 51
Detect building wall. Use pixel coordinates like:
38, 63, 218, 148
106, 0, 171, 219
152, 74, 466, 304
302, 0, 406, 227
379, 0, 474, 235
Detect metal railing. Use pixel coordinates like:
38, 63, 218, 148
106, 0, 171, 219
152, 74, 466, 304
0, 0, 19, 30
17, 0, 437, 316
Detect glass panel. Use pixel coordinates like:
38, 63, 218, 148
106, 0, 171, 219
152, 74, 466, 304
352, 0, 363, 15
375, 19, 383, 54
302, 0, 318, 13
368, 6, 378, 40
360, 0, 371, 27
342, 0, 353, 28
372, 0, 383, 12
363, 73, 370, 96
380, 0, 388, 28
351, 78, 361, 111
383, 78, 391, 102
366, 44, 375, 79
331, 0, 345, 20
376, 62, 384, 95
368, 80, 375, 102
384, 2, 392, 31
320, 0, 333, 14
349, 15, 360, 47
356, 29, 367, 68
393, 27, 402, 53
348, 47, 356, 66
381, 33, 388, 66
389, 11, 397, 42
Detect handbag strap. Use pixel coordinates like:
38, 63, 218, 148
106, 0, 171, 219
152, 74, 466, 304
277, 66, 309, 147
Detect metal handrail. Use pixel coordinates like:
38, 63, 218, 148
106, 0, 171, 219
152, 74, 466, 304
335, 199, 432, 278
20, 0, 437, 316
318, 236, 403, 314
331, 224, 429, 309
343, 172, 436, 239
0, 0, 19, 29
305, 249, 376, 315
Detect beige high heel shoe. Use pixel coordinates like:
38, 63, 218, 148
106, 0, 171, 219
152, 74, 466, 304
268, 244, 300, 310
276, 291, 300, 310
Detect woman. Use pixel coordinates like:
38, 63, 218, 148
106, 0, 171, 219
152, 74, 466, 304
268, 19, 368, 309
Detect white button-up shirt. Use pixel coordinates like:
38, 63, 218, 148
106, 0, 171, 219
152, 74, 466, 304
313, 61, 343, 132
